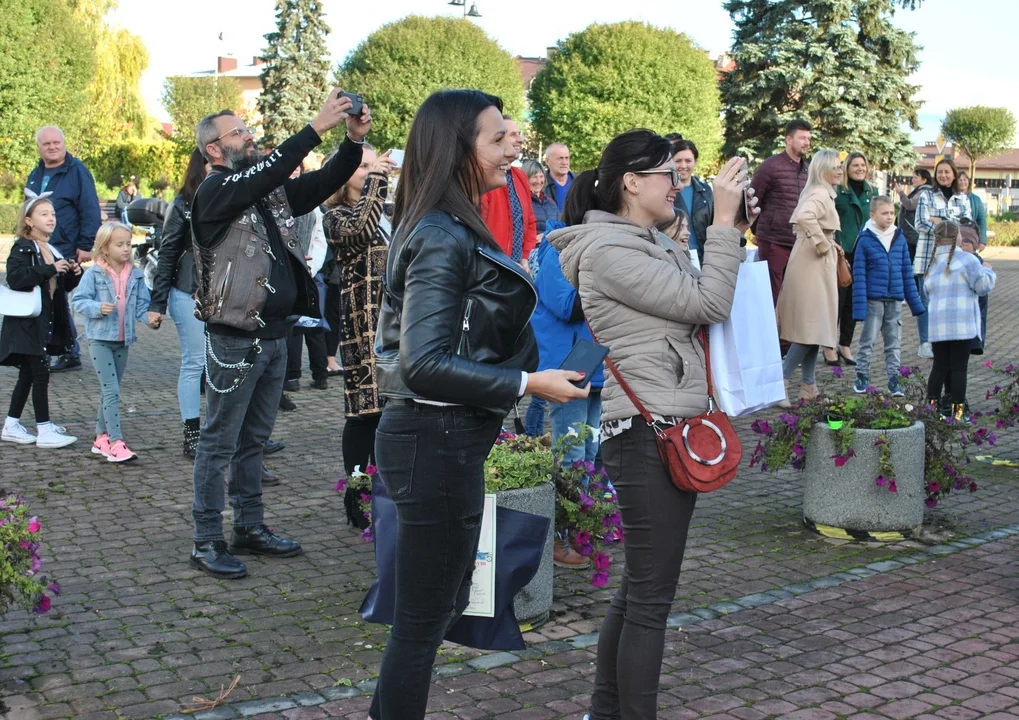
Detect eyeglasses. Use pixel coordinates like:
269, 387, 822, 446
212, 126, 252, 143
633, 168, 681, 186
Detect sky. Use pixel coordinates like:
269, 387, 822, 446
109, 0, 1017, 146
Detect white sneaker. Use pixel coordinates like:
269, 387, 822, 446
918, 342, 934, 359
2, 420, 37, 444
36, 422, 78, 448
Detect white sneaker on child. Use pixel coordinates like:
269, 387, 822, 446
2, 418, 37, 444
36, 422, 77, 448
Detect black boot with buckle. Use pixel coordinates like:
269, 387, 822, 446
183, 417, 201, 459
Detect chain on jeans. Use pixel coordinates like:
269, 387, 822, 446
204, 332, 260, 394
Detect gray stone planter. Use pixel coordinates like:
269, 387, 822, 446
496, 483, 555, 627
803, 421, 925, 533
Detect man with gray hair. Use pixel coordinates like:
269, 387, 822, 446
543, 143, 573, 211
188, 89, 370, 579
25, 125, 102, 372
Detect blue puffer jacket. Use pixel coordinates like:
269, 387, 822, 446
852, 225, 925, 321
530, 223, 604, 388
25, 154, 102, 257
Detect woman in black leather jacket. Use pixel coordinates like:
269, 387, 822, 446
147, 149, 208, 457
369, 89, 588, 720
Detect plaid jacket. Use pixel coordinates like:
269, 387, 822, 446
924, 246, 996, 343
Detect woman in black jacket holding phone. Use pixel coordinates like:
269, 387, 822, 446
369, 89, 588, 720
147, 149, 208, 457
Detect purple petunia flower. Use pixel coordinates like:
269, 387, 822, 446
361, 527, 374, 542
898, 366, 911, 378
833, 455, 850, 467
603, 512, 622, 529
751, 420, 774, 436
47, 581, 61, 596
579, 493, 595, 511
969, 482, 978, 492
592, 570, 610, 588
34, 594, 51, 614
778, 413, 798, 429
926, 482, 940, 493
926, 498, 938, 508
575, 529, 592, 547
888, 480, 898, 493
334, 478, 348, 492
875, 475, 887, 487
832, 366, 844, 379
593, 552, 611, 570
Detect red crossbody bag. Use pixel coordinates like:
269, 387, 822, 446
598, 328, 742, 493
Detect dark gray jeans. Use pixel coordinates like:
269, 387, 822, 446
192, 333, 286, 542
591, 420, 697, 720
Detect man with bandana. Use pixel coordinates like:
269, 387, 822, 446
187, 91, 370, 578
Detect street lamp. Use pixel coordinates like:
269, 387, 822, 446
448, 0, 481, 18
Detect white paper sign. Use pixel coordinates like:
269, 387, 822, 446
463, 493, 497, 618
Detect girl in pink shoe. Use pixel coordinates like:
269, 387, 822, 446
72, 222, 157, 462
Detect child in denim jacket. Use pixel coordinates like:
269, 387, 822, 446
72, 222, 156, 461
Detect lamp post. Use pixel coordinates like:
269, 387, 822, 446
448, 0, 482, 18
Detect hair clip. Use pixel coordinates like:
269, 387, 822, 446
23, 188, 54, 214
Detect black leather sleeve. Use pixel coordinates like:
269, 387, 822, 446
398, 224, 524, 407
148, 198, 187, 313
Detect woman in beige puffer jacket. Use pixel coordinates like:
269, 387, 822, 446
549, 128, 754, 720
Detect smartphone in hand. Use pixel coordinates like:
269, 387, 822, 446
558, 339, 609, 388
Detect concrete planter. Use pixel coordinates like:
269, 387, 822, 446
496, 483, 555, 627
803, 421, 925, 533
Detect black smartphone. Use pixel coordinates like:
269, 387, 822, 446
558, 339, 609, 388
338, 91, 364, 116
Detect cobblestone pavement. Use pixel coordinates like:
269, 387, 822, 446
2, 257, 1019, 720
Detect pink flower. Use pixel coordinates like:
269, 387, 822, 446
592, 551, 611, 570
34, 594, 51, 614
27, 516, 41, 533
575, 529, 592, 547
969, 482, 978, 492
47, 581, 61, 596
334, 478, 347, 492
926, 498, 938, 508
833, 455, 850, 468
984, 360, 993, 369
888, 480, 898, 493
926, 482, 940, 493
592, 570, 610, 588
365, 464, 377, 476
875, 475, 887, 487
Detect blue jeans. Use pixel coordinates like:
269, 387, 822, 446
914, 274, 929, 344
368, 401, 502, 719
88, 340, 128, 441
168, 287, 205, 421
550, 391, 603, 466
855, 300, 902, 386
192, 334, 286, 541
524, 396, 547, 436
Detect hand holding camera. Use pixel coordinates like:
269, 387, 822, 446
52, 259, 71, 274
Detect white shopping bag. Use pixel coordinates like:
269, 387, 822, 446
744, 247, 759, 263
708, 261, 785, 416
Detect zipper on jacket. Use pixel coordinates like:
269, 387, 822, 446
216, 260, 233, 313
456, 298, 475, 356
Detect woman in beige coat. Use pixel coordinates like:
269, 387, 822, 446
550, 129, 755, 720
777, 149, 843, 400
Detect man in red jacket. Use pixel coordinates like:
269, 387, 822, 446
481, 116, 536, 272
749, 119, 812, 304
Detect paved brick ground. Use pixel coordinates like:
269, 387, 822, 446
3, 256, 1019, 720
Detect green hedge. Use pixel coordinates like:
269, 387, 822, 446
987, 221, 1019, 246
0, 204, 18, 235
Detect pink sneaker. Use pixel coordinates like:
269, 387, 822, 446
106, 440, 137, 463
91, 433, 111, 457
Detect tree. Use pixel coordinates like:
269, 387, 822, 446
942, 106, 1017, 179
529, 22, 722, 171
721, 0, 922, 169
336, 16, 524, 152
161, 76, 244, 157
73, 0, 150, 161
258, 0, 331, 147
0, 0, 95, 181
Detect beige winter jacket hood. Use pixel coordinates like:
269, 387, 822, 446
550, 210, 743, 423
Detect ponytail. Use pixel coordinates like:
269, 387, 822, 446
561, 170, 599, 226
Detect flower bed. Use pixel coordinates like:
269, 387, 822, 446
1, 495, 58, 616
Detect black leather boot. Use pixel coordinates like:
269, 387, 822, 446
230, 525, 302, 557
190, 540, 247, 578
183, 417, 201, 459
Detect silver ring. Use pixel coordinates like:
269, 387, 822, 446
682, 419, 726, 466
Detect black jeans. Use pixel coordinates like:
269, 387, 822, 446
7, 354, 50, 423
286, 325, 328, 382
837, 253, 856, 348
343, 412, 381, 476
927, 339, 973, 406
192, 334, 287, 541
591, 420, 697, 720
368, 401, 502, 720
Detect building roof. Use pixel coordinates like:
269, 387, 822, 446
914, 144, 1019, 172
188, 67, 264, 79
514, 56, 546, 89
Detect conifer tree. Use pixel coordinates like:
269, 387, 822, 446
258, 0, 331, 146
722, 0, 922, 169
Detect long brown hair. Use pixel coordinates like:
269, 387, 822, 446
178, 148, 208, 208
393, 89, 503, 249
934, 158, 960, 193
16, 196, 54, 239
